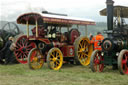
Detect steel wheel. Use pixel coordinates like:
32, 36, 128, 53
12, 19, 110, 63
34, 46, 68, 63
47, 48, 63, 70
14, 35, 36, 64
74, 36, 93, 66
90, 50, 104, 72
118, 50, 128, 75
2, 22, 20, 40
2, 22, 20, 34
28, 48, 44, 69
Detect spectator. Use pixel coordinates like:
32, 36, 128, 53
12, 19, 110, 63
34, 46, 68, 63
91, 32, 104, 50
89, 33, 93, 40
0, 36, 16, 64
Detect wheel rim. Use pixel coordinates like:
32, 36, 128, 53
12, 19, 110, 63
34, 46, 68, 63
14, 35, 36, 64
28, 48, 44, 69
121, 52, 128, 74
47, 48, 63, 70
77, 37, 92, 66
93, 51, 104, 72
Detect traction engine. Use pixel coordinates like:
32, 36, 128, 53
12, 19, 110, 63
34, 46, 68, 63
90, 0, 128, 75
14, 12, 95, 70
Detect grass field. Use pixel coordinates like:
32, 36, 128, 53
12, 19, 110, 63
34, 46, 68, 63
0, 63, 128, 85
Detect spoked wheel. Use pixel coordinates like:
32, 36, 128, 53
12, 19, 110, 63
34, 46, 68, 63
47, 48, 63, 70
14, 35, 36, 64
2, 22, 20, 39
28, 48, 44, 70
74, 36, 93, 66
118, 50, 128, 75
2, 22, 20, 33
90, 50, 104, 72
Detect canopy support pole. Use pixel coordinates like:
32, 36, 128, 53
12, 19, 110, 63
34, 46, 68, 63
85, 25, 87, 37
68, 26, 70, 32
26, 21, 29, 38
59, 26, 61, 33
36, 20, 38, 37
77, 25, 79, 29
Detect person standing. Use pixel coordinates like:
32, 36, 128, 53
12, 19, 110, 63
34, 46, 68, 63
91, 32, 104, 50
89, 33, 93, 40
0, 36, 16, 64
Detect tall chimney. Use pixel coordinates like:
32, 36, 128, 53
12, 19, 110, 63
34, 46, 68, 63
106, 0, 114, 30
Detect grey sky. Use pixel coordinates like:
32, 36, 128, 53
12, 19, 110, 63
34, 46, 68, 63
0, 0, 128, 22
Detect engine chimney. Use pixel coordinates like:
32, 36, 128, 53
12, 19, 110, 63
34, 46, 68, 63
106, 0, 114, 30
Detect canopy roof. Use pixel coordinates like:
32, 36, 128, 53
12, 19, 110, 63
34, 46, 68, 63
100, 5, 128, 18
17, 12, 95, 26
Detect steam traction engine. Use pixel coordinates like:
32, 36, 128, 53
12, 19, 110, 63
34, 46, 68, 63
15, 12, 95, 70
90, 0, 128, 74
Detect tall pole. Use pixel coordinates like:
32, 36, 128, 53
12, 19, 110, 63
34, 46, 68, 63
106, 0, 114, 30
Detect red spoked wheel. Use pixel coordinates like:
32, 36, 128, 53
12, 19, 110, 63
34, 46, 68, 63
118, 50, 128, 75
90, 50, 104, 72
14, 35, 36, 64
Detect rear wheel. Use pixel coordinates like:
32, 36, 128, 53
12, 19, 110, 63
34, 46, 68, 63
118, 50, 128, 75
47, 48, 63, 70
90, 50, 104, 72
14, 35, 36, 64
28, 48, 44, 70
74, 36, 93, 66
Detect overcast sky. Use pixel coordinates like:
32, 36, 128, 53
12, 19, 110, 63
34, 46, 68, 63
0, 0, 128, 22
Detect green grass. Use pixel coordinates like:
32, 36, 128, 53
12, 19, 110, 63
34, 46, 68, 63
0, 64, 128, 85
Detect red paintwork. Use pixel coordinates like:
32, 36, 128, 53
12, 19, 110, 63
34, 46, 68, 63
61, 45, 74, 57
69, 29, 80, 44
28, 36, 51, 44
38, 38, 51, 44
14, 35, 36, 64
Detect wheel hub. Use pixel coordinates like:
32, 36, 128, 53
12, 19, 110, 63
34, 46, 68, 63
53, 57, 57, 61
80, 48, 85, 52
33, 57, 38, 61
22, 47, 26, 52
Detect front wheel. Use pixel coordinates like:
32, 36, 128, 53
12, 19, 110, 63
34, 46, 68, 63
47, 48, 63, 70
90, 50, 104, 72
118, 50, 128, 75
28, 48, 44, 70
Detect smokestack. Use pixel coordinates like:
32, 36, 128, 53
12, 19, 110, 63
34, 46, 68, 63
106, 0, 114, 30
